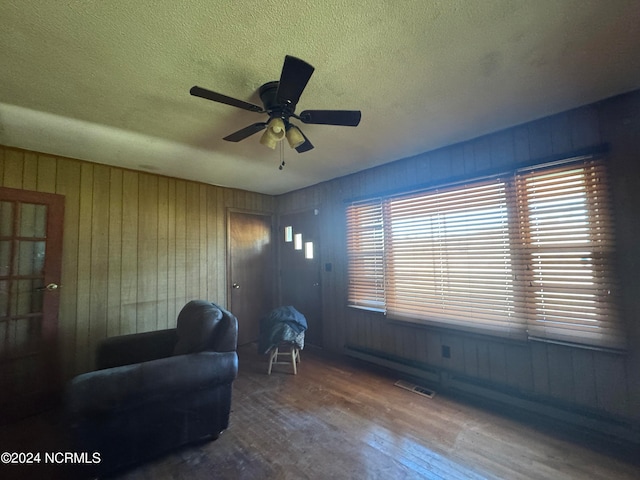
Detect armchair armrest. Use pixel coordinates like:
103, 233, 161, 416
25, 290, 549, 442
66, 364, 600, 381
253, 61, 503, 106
96, 329, 178, 370
68, 351, 238, 416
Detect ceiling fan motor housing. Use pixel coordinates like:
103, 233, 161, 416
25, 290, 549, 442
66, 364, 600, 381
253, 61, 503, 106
259, 81, 292, 119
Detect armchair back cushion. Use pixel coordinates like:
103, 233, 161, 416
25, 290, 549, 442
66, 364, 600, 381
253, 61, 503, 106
173, 300, 238, 354
173, 300, 223, 355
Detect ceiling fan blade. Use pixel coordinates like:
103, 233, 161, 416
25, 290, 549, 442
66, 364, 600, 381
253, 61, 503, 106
299, 110, 361, 126
223, 122, 267, 142
190, 86, 264, 113
275, 56, 315, 107
295, 129, 314, 153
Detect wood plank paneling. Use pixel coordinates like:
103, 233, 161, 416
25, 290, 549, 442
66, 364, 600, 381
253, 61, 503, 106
430, 148, 453, 181
594, 353, 629, 417
527, 118, 553, 159
3, 149, 23, 188
546, 344, 575, 404
569, 107, 601, 149
488, 343, 508, 385
0, 146, 273, 377
166, 179, 178, 321
463, 338, 481, 378
474, 341, 492, 382
22, 151, 38, 190
184, 183, 200, 300
505, 343, 533, 392
489, 130, 513, 171
54, 159, 81, 378
463, 141, 476, 174
107, 169, 123, 338
473, 135, 492, 171
120, 170, 139, 337
198, 185, 208, 300
276, 91, 640, 431
88, 164, 111, 362
572, 348, 597, 408
174, 180, 187, 312
36, 153, 57, 193
513, 124, 531, 163
549, 112, 573, 153
75, 163, 94, 371
156, 176, 170, 331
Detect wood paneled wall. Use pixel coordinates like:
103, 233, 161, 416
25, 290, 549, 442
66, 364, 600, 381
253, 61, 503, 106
277, 90, 640, 428
1, 90, 638, 433
0, 150, 274, 377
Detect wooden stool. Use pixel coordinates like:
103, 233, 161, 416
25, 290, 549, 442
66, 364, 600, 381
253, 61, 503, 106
268, 343, 301, 375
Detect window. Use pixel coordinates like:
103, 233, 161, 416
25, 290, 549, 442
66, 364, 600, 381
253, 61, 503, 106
346, 158, 624, 350
284, 225, 293, 242
515, 162, 621, 349
384, 179, 519, 338
345, 199, 385, 311
305, 241, 314, 259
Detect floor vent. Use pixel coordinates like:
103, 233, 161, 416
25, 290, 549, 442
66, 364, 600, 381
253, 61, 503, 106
394, 380, 436, 399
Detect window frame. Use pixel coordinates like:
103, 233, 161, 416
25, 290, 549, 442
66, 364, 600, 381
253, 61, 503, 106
345, 154, 624, 352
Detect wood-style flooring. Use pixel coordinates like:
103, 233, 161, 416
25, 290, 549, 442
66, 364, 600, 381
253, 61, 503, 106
1, 344, 639, 479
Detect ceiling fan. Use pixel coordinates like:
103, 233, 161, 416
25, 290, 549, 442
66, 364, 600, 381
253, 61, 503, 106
190, 55, 361, 153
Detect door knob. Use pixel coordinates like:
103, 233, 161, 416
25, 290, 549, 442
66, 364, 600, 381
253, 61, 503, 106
232, 283, 240, 289
36, 283, 60, 291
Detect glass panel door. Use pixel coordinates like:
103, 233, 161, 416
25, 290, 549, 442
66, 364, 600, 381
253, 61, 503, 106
0, 187, 64, 422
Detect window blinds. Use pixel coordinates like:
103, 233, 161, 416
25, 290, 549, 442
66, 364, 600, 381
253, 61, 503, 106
515, 161, 623, 350
384, 180, 522, 338
345, 158, 624, 350
346, 199, 385, 311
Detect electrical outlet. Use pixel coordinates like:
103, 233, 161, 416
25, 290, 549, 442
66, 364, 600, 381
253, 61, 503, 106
441, 345, 451, 358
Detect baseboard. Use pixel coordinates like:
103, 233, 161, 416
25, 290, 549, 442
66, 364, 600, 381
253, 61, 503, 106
343, 345, 640, 446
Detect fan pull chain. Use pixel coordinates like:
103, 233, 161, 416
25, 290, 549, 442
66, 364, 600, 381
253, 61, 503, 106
278, 140, 286, 170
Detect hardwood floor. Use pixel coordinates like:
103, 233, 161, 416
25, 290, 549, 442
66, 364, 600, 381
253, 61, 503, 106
1, 344, 638, 479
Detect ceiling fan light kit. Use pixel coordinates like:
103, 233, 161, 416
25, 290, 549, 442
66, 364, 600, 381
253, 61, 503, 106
259, 129, 278, 149
190, 55, 362, 154
285, 124, 305, 149
259, 117, 286, 149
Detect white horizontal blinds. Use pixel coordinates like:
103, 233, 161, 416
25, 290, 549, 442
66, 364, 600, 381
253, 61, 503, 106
516, 160, 624, 349
346, 199, 385, 311
384, 180, 524, 338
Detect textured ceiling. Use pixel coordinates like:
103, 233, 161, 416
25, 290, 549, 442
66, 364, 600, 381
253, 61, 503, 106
1, 1, 639, 195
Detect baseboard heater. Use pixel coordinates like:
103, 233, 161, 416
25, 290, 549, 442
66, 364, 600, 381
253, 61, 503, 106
344, 345, 640, 445
345, 346, 441, 385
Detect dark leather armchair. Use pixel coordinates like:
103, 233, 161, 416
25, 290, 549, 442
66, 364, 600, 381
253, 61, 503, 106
66, 300, 238, 476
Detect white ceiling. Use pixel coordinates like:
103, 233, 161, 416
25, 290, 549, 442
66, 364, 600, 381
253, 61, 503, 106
1, 1, 639, 195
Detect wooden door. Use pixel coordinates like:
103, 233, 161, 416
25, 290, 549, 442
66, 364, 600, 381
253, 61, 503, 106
0, 187, 64, 423
228, 210, 275, 346
279, 210, 323, 347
